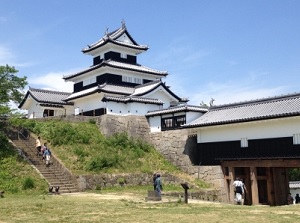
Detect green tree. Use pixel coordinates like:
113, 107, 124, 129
0, 65, 28, 115
289, 168, 300, 181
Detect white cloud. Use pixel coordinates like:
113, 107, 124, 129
0, 46, 14, 65
0, 45, 34, 67
188, 80, 285, 106
28, 69, 77, 92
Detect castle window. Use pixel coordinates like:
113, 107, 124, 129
161, 115, 186, 131
134, 78, 142, 84
121, 53, 127, 59
83, 77, 96, 87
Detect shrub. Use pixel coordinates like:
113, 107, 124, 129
22, 177, 35, 190
86, 155, 119, 172
118, 177, 126, 185
88, 119, 96, 124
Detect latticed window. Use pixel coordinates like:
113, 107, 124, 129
174, 116, 186, 127
161, 115, 186, 131
43, 109, 54, 117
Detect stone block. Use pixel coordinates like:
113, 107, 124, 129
146, 190, 162, 201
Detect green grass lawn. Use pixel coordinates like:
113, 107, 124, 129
1, 191, 300, 223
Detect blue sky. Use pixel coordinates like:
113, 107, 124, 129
1, 0, 300, 106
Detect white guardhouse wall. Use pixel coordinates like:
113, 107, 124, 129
106, 101, 159, 116
148, 116, 161, 132
22, 98, 35, 118
144, 87, 178, 108
23, 98, 43, 118
197, 116, 300, 143
127, 103, 159, 115
73, 94, 106, 114
22, 97, 74, 118
64, 105, 75, 116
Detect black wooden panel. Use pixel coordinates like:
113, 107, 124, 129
104, 51, 136, 64
143, 79, 154, 84
93, 56, 102, 65
96, 73, 122, 85
195, 141, 240, 165
195, 137, 300, 166
127, 55, 136, 64
74, 82, 83, 93
79, 108, 106, 116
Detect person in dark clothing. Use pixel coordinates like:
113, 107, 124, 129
295, 194, 300, 204
287, 193, 294, 205
154, 173, 163, 197
153, 173, 157, 190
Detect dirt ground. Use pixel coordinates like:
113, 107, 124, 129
61, 192, 222, 205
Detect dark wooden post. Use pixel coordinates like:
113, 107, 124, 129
181, 182, 190, 204
228, 166, 235, 203
250, 166, 259, 205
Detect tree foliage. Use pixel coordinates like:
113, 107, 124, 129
0, 65, 27, 115
289, 168, 300, 181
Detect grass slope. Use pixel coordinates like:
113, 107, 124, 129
9, 119, 207, 188
0, 131, 48, 194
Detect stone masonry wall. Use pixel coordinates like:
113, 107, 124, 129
150, 129, 227, 202
96, 114, 150, 142
74, 172, 221, 202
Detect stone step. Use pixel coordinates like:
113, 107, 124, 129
8, 133, 79, 193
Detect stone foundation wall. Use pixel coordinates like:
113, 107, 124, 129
96, 114, 150, 142
75, 173, 185, 190
150, 129, 228, 202
75, 172, 222, 202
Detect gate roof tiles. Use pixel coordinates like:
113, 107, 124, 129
184, 92, 300, 127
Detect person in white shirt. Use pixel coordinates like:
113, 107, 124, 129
36, 136, 41, 156
233, 177, 247, 204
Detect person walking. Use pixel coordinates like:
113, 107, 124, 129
295, 194, 300, 204
36, 136, 41, 156
233, 177, 247, 205
287, 193, 294, 205
154, 173, 163, 197
152, 173, 157, 191
43, 143, 52, 167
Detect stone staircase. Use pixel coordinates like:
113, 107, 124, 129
7, 128, 78, 194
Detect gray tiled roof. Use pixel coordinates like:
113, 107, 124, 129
102, 95, 163, 105
65, 80, 187, 104
184, 93, 300, 128
146, 105, 208, 116
64, 84, 135, 101
100, 83, 135, 95
82, 25, 148, 53
63, 60, 168, 80
107, 61, 168, 76
19, 87, 73, 108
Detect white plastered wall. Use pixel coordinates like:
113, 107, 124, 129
143, 86, 179, 108
106, 101, 159, 116
73, 94, 106, 114
148, 116, 161, 132
197, 116, 300, 143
